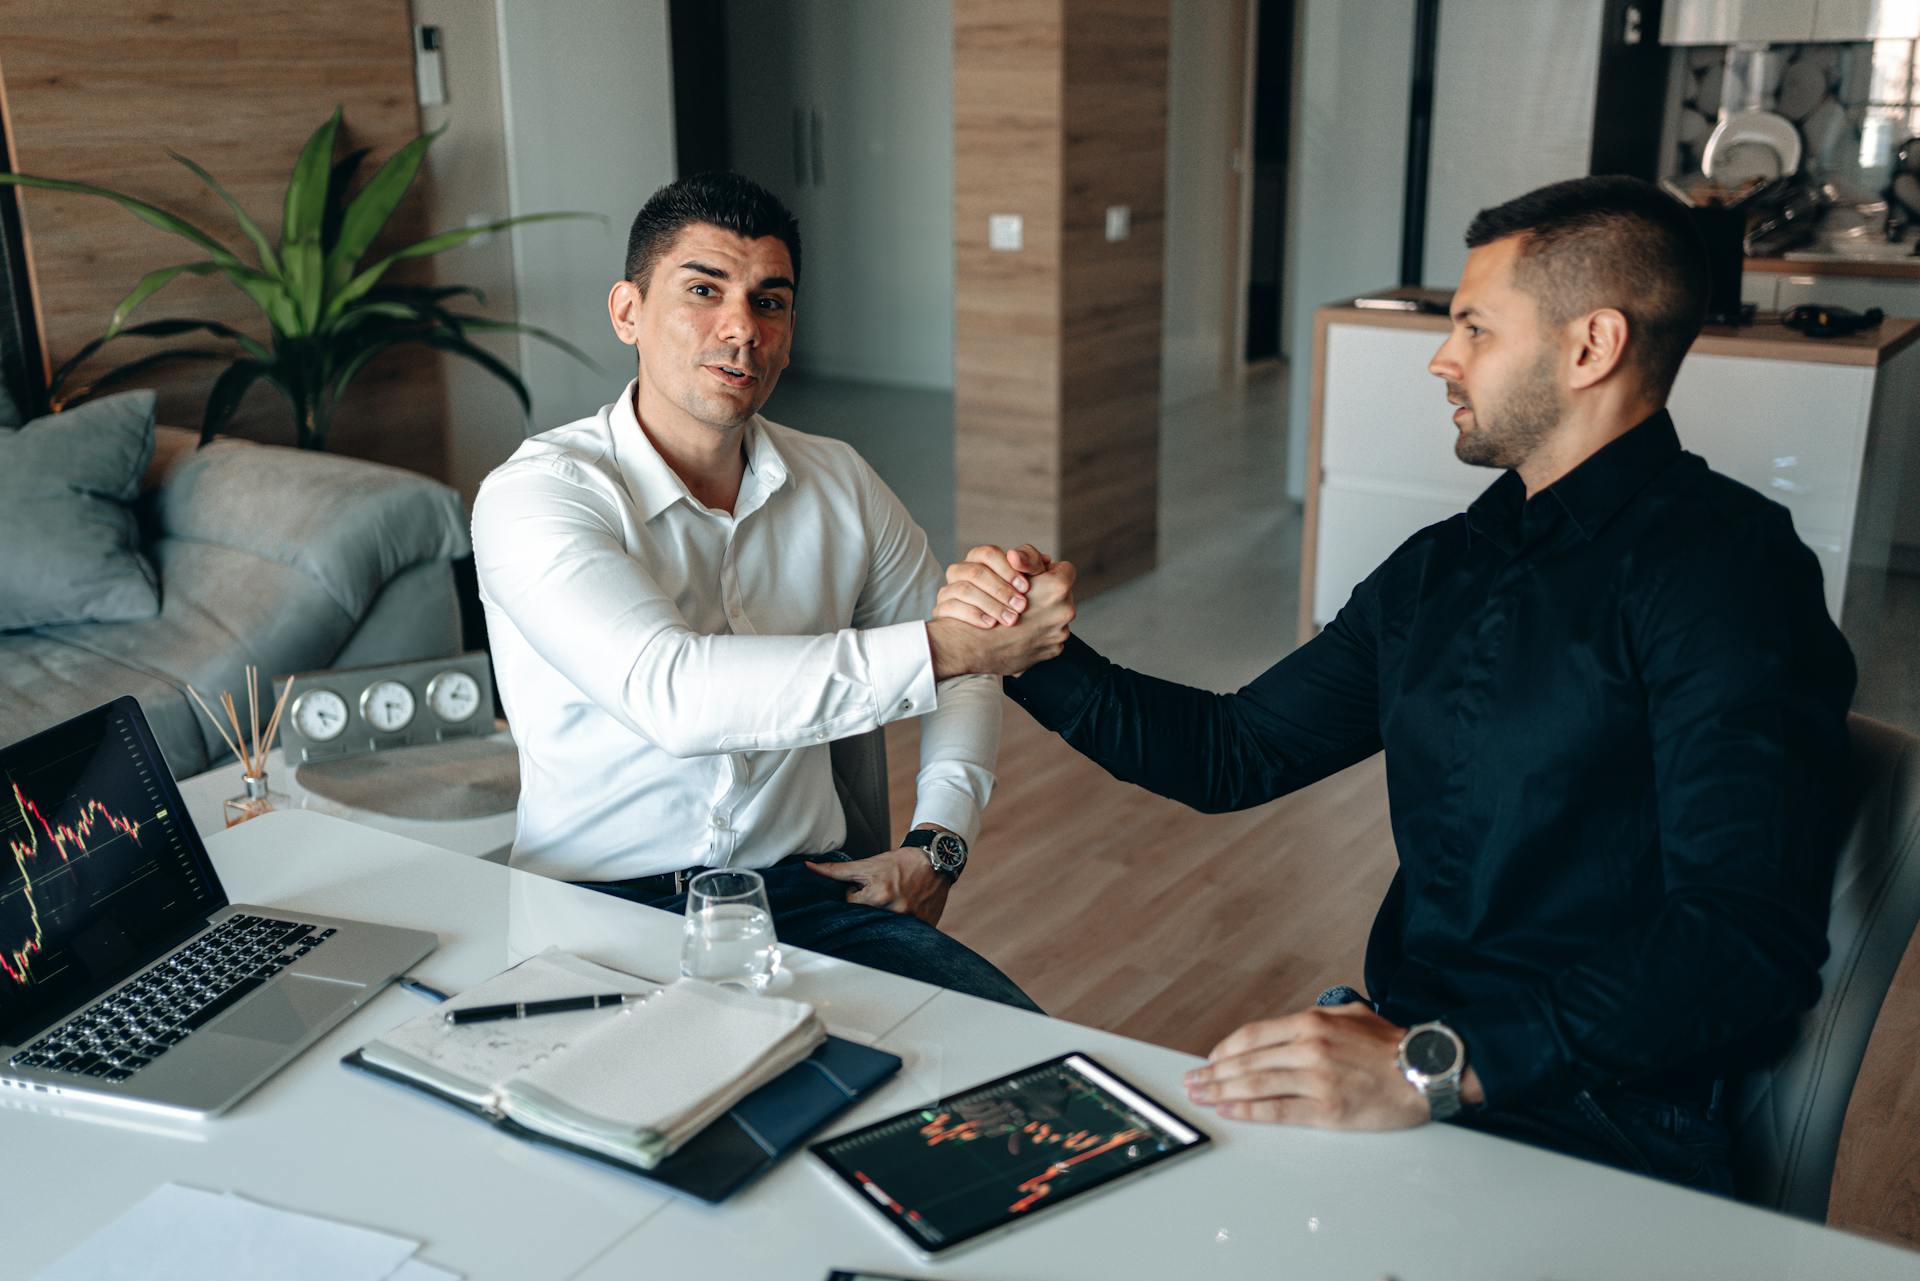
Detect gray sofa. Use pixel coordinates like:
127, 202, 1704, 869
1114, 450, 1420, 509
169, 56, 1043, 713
0, 427, 470, 778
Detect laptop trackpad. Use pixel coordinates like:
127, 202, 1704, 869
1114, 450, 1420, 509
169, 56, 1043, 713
218, 976, 357, 1045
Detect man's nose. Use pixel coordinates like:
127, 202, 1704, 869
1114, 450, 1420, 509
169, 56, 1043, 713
716, 296, 761, 348
1428, 337, 1458, 380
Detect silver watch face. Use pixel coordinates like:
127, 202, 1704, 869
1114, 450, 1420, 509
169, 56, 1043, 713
1406, 1027, 1461, 1077
928, 833, 967, 875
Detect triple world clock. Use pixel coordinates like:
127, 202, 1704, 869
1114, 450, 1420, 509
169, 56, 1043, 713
278, 652, 498, 763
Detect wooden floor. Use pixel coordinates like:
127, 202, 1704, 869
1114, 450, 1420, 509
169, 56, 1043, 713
886, 709, 1399, 1058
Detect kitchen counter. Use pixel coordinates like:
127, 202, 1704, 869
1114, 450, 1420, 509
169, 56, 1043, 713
1301, 289, 1920, 640
1329, 289, 1920, 367
1747, 255, 1920, 282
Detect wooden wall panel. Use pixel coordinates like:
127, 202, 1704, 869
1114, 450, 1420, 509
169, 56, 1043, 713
0, 0, 448, 478
953, 0, 1169, 595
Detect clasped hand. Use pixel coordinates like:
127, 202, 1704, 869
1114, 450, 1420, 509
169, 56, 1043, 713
927, 544, 1076, 678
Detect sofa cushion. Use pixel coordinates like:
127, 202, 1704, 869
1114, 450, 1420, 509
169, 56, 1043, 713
0, 632, 211, 776
0, 390, 160, 631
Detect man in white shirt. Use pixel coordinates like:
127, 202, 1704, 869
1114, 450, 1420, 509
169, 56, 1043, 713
472, 172, 1070, 1009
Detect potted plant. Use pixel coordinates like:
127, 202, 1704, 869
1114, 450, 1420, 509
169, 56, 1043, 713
0, 107, 597, 449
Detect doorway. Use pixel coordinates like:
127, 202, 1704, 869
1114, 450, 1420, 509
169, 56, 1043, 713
1243, 0, 1294, 363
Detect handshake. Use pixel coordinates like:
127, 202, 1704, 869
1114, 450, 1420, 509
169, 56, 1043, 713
927, 543, 1077, 680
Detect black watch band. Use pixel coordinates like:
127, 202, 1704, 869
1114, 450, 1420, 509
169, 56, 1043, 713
902, 828, 967, 881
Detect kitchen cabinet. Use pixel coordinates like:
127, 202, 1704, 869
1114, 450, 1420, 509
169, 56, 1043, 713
1301, 294, 1920, 640
1662, 0, 1818, 44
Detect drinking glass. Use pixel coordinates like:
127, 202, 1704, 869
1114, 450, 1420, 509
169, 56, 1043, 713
680, 869, 782, 991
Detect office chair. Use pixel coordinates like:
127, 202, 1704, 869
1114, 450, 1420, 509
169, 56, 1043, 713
830, 726, 893, 859
1729, 713, 1920, 1220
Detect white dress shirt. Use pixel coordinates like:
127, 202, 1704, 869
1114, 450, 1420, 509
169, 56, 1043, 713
472, 381, 1000, 882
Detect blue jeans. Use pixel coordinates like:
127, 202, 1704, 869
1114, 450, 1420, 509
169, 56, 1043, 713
576, 852, 1043, 1014
1316, 985, 1733, 1195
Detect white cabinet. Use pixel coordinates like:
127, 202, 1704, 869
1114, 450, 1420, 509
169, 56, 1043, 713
1307, 316, 1915, 636
1662, 0, 1818, 43
1812, 0, 1920, 39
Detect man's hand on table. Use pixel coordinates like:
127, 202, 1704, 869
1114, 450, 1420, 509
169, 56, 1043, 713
806, 833, 953, 926
1182, 1002, 1485, 1129
926, 544, 1076, 678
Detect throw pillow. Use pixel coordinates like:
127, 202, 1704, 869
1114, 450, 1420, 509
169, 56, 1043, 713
0, 389, 161, 630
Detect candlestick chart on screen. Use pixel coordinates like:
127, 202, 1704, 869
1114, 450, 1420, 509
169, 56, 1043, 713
2, 766, 157, 990
828, 1058, 1192, 1246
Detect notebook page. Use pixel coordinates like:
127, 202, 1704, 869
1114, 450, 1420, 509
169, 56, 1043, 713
357, 950, 656, 1110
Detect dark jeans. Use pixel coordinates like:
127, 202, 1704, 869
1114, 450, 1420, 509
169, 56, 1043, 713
575, 852, 1043, 1014
1315, 985, 1733, 1195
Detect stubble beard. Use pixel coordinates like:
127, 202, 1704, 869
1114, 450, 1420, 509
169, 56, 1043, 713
1453, 348, 1562, 471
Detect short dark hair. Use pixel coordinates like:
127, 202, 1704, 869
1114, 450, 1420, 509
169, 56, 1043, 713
623, 171, 802, 293
1464, 175, 1708, 395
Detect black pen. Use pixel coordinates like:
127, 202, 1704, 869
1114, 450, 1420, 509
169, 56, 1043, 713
445, 993, 641, 1025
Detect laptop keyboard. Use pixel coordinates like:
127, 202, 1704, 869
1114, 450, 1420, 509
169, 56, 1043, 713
8, 914, 336, 1084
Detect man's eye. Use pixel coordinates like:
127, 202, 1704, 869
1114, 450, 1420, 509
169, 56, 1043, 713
689, 283, 714, 297
756, 297, 787, 312
1466, 325, 1484, 338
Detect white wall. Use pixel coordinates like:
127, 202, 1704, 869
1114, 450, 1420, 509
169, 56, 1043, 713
1419, 0, 1604, 288
496, 0, 677, 429
412, 0, 524, 504
1161, 0, 1241, 407
1282, 0, 1415, 501
723, 0, 954, 391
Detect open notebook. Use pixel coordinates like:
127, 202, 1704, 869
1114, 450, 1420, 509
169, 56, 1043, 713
344, 950, 902, 1202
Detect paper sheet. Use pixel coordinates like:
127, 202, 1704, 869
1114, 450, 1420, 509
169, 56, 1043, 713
33, 1183, 427, 1281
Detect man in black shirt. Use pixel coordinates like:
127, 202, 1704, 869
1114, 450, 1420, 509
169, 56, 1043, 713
935, 177, 1856, 1192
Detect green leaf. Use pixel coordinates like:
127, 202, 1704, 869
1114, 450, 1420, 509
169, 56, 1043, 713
281, 108, 341, 253
445, 315, 602, 371
321, 147, 372, 256
102, 261, 223, 338
0, 173, 238, 261
58, 347, 232, 406
201, 360, 274, 442
169, 151, 281, 276
329, 337, 402, 406
283, 238, 326, 333
53, 317, 264, 395
325, 125, 443, 293
415, 331, 531, 416
325, 211, 599, 322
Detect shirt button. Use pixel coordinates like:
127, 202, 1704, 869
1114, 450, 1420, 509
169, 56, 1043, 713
710, 815, 725, 829
900, 699, 913, 711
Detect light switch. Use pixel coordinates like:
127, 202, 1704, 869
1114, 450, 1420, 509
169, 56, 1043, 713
414, 25, 446, 107
1105, 205, 1131, 242
988, 214, 1023, 252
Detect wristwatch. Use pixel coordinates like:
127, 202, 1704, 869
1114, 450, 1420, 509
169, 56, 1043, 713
902, 828, 968, 882
1395, 1020, 1466, 1121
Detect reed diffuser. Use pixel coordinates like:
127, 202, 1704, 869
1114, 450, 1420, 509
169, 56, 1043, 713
188, 667, 296, 827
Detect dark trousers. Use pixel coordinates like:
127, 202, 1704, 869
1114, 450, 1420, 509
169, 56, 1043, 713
575, 851, 1043, 1014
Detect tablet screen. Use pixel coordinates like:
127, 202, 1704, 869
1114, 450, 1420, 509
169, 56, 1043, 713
811, 1053, 1208, 1256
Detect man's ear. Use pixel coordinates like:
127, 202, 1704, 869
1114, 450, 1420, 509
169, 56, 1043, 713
607, 278, 644, 346
1568, 308, 1629, 390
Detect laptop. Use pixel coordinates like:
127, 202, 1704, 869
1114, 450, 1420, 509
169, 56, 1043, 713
0, 695, 435, 1118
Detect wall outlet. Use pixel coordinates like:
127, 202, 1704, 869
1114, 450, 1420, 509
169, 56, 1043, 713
1105, 204, 1131, 242
988, 214, 1024, 252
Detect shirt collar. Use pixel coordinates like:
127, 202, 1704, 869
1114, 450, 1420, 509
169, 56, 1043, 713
608, 379, 790, 522
1466, 409, 1682, 553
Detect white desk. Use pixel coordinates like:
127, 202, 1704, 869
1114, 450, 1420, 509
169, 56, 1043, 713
173, 735, 518, 863
11, 811, 1918, 1280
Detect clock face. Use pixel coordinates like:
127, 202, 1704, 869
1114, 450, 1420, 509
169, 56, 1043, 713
426, 670, 482, 723
290, 689, 349, 742
359, 679, 417, 734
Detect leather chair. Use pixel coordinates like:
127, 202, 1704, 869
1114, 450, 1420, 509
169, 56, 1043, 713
1730, 713, 1920, 1219
830, 727, 893, 858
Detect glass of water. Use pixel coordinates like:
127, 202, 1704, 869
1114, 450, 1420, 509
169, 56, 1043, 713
681, 869, 781, 991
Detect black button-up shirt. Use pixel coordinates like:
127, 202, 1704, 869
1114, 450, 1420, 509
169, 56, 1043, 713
1006, 411, 1856, 1107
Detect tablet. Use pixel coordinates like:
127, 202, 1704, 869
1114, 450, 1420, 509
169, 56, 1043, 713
810, 1052, 1210, 1260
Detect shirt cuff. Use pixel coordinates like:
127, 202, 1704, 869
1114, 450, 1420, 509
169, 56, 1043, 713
1444, 989, 1572, 1109
1002, 634, 1107, 732
910, 783, 984, 846
866, 620, 939, 725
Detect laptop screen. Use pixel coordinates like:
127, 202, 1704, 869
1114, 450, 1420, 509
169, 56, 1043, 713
0, 698, 224, 1045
